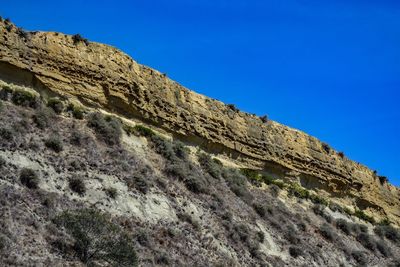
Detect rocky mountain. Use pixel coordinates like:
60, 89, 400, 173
0, 18, 399, 266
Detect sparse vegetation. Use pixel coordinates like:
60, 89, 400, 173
33, 107, 54, 129
320, 223, 336, 241
378, 176, 388, 185
20, 168, 39, 189
105, 187, 118, 199
227, 104, 238, 112
374, 225, 400, 244
322, 142, 331, 154
335, 219, 352, 235
289, 246, 303, 258
54, 209, 137, 266
68, 177, 86, 196
87, 112, 122, 146
354, 209, 375, 224
351, 250, 368, 265
45, 135, 63, 152
260, 115, 268, 123
11, 89, 40, 108
67, 103, 84, 119
134, 125, 155, 137
72, 34, 89, 45
198, 153, 221, 179
47, 98, 64, 114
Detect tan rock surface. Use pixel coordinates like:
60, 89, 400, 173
0, 21, 399, 225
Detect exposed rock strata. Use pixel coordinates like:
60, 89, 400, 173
0, 20, 398, 224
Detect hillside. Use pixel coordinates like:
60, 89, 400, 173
0, 18, 399, 266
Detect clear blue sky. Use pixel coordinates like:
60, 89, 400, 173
2, 1, 399, 186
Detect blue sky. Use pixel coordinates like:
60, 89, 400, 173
1, 0, 399, 185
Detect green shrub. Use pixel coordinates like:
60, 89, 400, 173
134, 125, 155, 137
20, 168, 39, 189
67, 103, 84, 119
45, 135, 63, 152
68, 177, 86, 196
87, 112, 122, 146
288, 184, 310, 199
309, 194, 329, 206
354, 209, 375, 224
54, 209, 137, 266
198, 153, 221, 179
47, 98, 64, 114
105, 187, 118, 199
11, 89, 40, 108
33, 107, 54, 129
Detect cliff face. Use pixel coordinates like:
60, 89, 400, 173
0, 20, 399, 224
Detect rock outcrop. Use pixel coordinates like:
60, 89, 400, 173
0, 20, 399, 225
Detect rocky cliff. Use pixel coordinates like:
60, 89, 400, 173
0, 19, 399, 225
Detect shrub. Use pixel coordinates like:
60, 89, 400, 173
338, 151, 345, 158
45, 135, 63, 152
253, 203, 267, 218
69, 177, 86, 196
134, 125, 155, 137
87, 112, 122, 146
20, 168, 39, 189
105, 187, 118, 199
198, 153, 221, 179
223, 168, 253, 203
309, 194, 329, 206
149, 135, 176, 160
288, 184, 310, 199
357, 233, 376, 251
351, 251, 367, 266
184, 175, 207, 194
11, 89, 40, 108
335, 219, 352, 235
173, 141, 188, 160
378, 176, 388, 185
67, 103, 84, 119
227, 104, 238, 112
256, 231, 265, 243
260, 115, 268, 123
321, 143, 331, 154
289, 246, 303, 258
0, 156, 5, 168
47, 98, 64, 114
320, 223, 336, 241
351, 223, 368, 235
374, 225, 400, 243
54, 209, 137, 266
354, 209, 375, 224
33, 107, 54, 129
72, 34, 89, 45
0, 127, 13, 141
376, 239, 391, 257
128, 176, 149, 194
